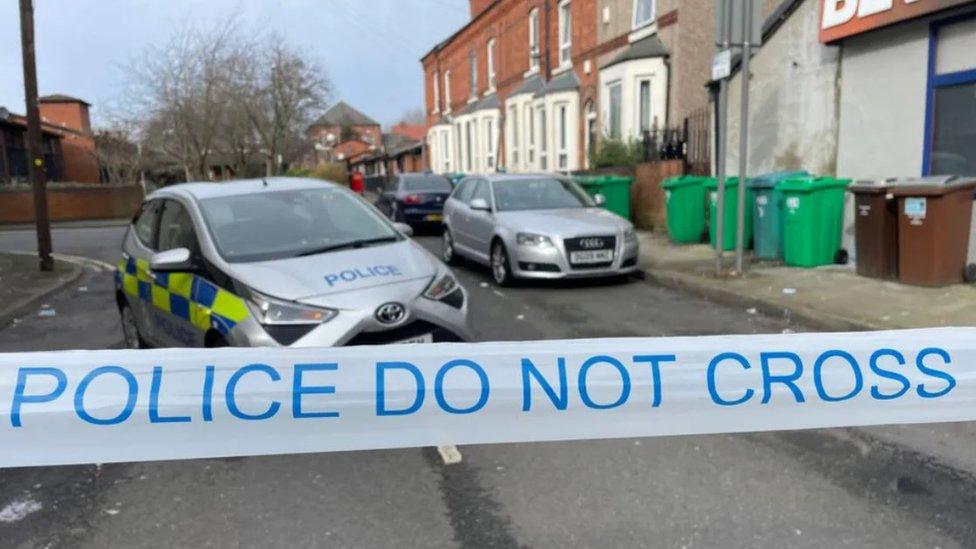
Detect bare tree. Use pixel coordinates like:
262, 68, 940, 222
91, 122, 142, 185
122, 24, 240, 180
238, 35, 331, 176
117, 23, 331, 181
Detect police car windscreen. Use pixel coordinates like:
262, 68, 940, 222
493, 178, 595, 212
403, 176, 452, 192
199, 188, 399, 262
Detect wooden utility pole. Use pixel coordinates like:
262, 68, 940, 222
19, 0, 53, 271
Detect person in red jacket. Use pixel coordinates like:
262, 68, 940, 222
349, 171, 364, 194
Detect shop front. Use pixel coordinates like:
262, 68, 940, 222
832, 0, 976, 179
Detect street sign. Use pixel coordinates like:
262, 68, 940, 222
715, 0, 763, 47
712, 49, 732, 80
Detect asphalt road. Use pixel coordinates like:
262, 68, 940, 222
0, 226, 971, 548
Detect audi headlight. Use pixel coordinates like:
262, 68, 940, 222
423, 271, 459, 300
245, 289, 337, 325
517, 232, 554, 247
625, 227, 638, 241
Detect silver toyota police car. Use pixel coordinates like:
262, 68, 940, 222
115, 178, 471, 348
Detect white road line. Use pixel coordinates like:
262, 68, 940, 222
492, 289, 505, 298
437, 445, 463, 465
6, 250, 115, 272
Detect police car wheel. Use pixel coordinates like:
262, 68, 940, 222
491, 241, 514, 286
442, 229, 461, 265
120, 303, 146, 349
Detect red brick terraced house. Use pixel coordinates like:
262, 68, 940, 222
421, 0, 716, 175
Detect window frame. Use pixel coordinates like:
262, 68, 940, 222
923, 12, 976, 175
558, 0, 572, 67
636, 76, 653, 134
529, 8, 540, 72
441, 128, 452, 172
509, 105, 520, 167
444, 70, 452, 114
525, 104, 535, 165
538, 105, 548, 171
433, 71, 440, 113
487, 38, 497, 91
607, 80, 623, 139
485, 118, 496, 169
632, 0, 655, 31
556, 103, 569, 170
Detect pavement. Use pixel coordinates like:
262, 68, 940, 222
636, 231, 976, 331
0, 252, 83, 327
0, 225, 974, 548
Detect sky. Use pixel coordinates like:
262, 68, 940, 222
0, 0, 469, 128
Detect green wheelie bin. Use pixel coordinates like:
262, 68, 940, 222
704, 177, 753, 251
574, 175, 634, 219
778, 176, 852, 267
662, 175, 709, 243
748, 171, 809, 260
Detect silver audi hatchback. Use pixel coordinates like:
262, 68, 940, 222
115, 178, 471, 348
441, 174, 639, 285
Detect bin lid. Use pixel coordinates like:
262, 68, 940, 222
662, 175, 708, 189
703, 176, 744, 189
747, 170, 809, 189
888, 175, 976, 197
778, 176, 852, 194
848, 177, 917, 195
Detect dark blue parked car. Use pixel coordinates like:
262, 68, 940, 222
375, 173, 454, 229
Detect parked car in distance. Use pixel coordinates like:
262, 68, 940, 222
375, 173, 454, 228
441, 174, 640, 285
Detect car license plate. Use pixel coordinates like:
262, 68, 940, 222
394, 333, 434, 344
570, 250, 613, 264
425, 214, 443, 221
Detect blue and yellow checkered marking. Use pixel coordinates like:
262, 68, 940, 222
116, 255, 248, 335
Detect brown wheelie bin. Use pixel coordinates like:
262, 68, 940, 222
849, 179, 902, 280
890, 176, 976, 287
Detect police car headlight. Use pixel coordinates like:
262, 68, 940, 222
517, 232, 553, 247
245, 289, 337, 325
423, 272, 459, 301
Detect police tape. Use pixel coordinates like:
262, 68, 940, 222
1, 327, 974, 468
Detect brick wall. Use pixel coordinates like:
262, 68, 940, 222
0, 184, 144, 224
631, 159, 684, 230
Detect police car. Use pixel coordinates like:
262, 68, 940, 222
116, 178, 472, 348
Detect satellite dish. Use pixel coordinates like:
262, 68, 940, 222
326, 133, 336, 144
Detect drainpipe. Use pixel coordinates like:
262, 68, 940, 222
543, 0, 552, 79
664, 55, 672, 129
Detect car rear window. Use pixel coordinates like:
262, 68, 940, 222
403, 176, 452, 192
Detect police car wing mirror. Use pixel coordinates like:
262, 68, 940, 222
470, 198, 490, 211
393, 222, 414, 237
593, 193, 606, 206
150, 247, 194, 273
